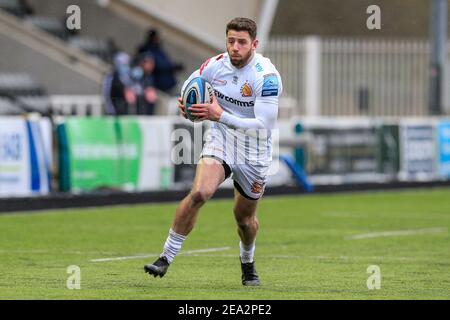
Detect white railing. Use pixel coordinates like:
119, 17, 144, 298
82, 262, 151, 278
50, 95, 104, 116
50, 94, 181, 117
265, 36, 432, 117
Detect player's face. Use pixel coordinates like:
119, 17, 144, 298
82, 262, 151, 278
226, 30, 258, 68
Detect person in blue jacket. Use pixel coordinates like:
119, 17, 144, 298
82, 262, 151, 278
136, 29, 184, 95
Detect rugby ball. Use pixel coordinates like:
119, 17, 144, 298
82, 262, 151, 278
182, 77, 214, 122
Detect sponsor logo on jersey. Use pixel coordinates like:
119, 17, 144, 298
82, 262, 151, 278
232, 76, 239, 85
262, 73, 279, 97
214, 90, 255, 107
251, 181, 265, 194
255, 63, 263, 72
240, 82, 253, 97
212, 78, 227, 86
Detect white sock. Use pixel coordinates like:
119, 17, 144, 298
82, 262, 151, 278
239, 241, 255, 263
161, 228, 186, 263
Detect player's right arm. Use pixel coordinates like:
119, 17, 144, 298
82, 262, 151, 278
178, 55, 221, 118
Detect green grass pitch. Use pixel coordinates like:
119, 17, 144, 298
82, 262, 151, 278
0, 188, 449, 299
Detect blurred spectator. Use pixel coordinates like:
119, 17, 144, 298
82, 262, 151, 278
132, 52, 158, 115
106, 37, 120, 64
19, 0, 34, 16
103, 52, 136, 115
136, 29, 184, 95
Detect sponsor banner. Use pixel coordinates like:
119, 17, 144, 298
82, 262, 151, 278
0, 117, 51, 196
63, 117, 142, 191
437, 121, 450, 178
399, 122, 437, 180
116, 118, 142, 190
300, 121, 378, 175
377, 124, 400, 176
135, 117, 173, 190
64, 117, 125, 191
59, 117, 173, 192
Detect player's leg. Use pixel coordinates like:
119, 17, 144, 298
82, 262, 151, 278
171, 156, 227, 236
232, 168, 266, 286
145, 157, 229, 278
233, 187, 260, 260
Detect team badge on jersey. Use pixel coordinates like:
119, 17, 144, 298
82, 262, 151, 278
251, 181, 265, 194
262, 73, 279, 97
240, 82, 253, 97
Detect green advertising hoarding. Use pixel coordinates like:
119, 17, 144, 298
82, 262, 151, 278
59, 118, 141, 191
117, 118, 142, 189
58, 117, 174, 192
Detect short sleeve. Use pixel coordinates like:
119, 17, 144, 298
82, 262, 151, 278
254, 72, 283, 98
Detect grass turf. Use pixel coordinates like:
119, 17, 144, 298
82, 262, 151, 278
0, 188, 449, 300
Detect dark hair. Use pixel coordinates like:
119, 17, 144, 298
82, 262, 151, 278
226, 17, 257, 40
146, 28, 159, 43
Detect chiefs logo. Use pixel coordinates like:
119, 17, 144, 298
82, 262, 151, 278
251, 181, 265, 194
240, 82, 253, 97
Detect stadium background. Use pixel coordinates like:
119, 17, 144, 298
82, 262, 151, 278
0, 0, 449, 300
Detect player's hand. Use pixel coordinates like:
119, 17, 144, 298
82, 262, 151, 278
178, 97, 187, 119
189, 95, 223, 122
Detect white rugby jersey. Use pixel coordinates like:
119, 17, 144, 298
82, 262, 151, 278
182, 52, 283, 166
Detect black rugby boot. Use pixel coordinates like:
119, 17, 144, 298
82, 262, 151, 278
144, 256, 170, 278
240, 258, 260, 286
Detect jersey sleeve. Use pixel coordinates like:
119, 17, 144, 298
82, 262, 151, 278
180, 54, 224, 96
254, 71, 283, 100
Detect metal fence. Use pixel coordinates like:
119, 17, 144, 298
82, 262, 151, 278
265, 36, 431, 117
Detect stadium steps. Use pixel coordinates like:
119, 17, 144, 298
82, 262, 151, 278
0, 72, 44, 96
0, 1, 201, 115
0, 0, 29, 17
0, 97, 22, 115
0, 72, 51, 115
0, 8, 111, 86
68, 36, 114, 64
104, 0, 218, 58
24, 15, 69, 40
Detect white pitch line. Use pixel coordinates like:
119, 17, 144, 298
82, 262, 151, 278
346, 227, 447, 240
90, 247, 231, 262
181, 247, 231, 255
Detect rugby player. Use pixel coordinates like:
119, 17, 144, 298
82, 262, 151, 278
145, 17, 282, 286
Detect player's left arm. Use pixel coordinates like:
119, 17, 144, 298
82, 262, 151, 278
191, 72, 282, 129
218, 96, 278, 130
